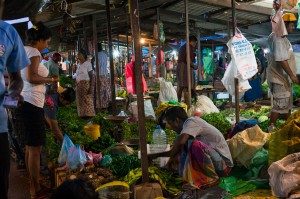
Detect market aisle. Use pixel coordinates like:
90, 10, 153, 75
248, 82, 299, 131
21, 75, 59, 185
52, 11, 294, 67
8, 160, 30, 199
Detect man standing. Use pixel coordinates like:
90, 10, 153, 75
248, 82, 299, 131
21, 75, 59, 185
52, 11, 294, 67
267, 13, 299, 126
0, 20, 30, 199
177, 35, 198, 103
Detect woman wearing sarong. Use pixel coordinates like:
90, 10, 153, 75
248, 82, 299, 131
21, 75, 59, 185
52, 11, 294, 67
73, 49, 95, 118
149, 106, 233, 189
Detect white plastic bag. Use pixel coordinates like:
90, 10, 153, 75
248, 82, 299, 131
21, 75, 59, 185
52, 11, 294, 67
129, 99, 156, 120
268, 152, 300, 198
227, 29, 258, 80
157, 79, 178, 106
188, 95, 219, 116
221, 60, 252, 96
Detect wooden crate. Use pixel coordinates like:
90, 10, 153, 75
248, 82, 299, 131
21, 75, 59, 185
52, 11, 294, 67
54, 167, 67, 188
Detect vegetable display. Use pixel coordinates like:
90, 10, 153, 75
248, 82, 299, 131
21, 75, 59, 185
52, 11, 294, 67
123, 167, 182, 196
201, 112, 232, 137
108, 154, 141, 178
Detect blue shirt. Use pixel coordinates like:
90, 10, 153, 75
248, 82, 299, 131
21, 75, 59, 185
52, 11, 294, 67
0, 21, 30, 132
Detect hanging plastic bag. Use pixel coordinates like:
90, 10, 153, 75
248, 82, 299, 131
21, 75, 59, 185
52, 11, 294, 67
221, 60, 252, 96
157, 79, 178, 106
67, 144, 87, 169
58, 134, 74, 166
125, 59, 147, 94
227, 29, 258, 80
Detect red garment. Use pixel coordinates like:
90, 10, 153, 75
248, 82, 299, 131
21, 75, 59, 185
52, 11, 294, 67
125, 61, 147, 94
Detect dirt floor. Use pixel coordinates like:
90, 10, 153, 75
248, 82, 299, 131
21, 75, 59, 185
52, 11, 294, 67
8, 160, 30, 199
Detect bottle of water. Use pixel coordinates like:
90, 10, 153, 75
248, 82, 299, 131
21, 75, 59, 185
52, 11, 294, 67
118, 109, 126, 116
152, 125, 167, 153
118, 109, 128, 122
268, 123, 275, 133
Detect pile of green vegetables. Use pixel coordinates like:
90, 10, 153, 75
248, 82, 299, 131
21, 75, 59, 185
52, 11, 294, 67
121, 119, 177, 144
59, 74, 75, 88
201, 112, 232, 137
107, 154, 141, 178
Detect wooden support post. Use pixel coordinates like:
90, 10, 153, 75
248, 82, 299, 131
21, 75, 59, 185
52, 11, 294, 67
129, 0, 149, 183
148, 42, 153, 78
105, 0, 116, 113
185, 0, 192, 107
232, 0, 240, 123
93, 14, 101, 112
197, 29, 202, 81
157, 8, 161, 78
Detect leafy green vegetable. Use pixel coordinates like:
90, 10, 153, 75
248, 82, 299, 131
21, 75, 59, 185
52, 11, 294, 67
108, 154, 141, 178
293, 83, 300, 98
59, 74, 75, 88
201, 112, 232, 137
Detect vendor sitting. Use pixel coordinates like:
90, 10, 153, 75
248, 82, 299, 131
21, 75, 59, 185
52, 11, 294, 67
149, 106, 233, 189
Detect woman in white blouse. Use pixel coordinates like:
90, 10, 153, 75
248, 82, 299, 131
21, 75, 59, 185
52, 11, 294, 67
15, 22, 58, 199
74, 49, 95, 118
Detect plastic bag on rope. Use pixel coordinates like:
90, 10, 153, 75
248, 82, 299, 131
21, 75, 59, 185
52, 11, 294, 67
58, 134, 74, 166
227, 29, 258, 80
268, 152, 300, 198
221, 60, 252, 96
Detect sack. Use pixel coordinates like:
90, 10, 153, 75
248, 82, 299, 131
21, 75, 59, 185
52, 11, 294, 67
67, 144, 87, 169
227, 29, 258, 80
129, 99, 156, 120
221, 60, 252, 96
268, 115, 300, 165
188, 95, 219, 117
227, 125, 269, 168
157, 79, 178, 106
268, 152, 300, 198
58, 135, 74, 166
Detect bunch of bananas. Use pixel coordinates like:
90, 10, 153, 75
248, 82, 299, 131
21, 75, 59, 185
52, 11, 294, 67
116, 90, 127, 98
123, 167, 182, 195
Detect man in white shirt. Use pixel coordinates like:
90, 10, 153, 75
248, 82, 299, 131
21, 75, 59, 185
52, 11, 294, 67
149, 106, 233, 188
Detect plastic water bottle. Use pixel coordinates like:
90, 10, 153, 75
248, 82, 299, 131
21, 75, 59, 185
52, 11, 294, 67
118, 109, 127, 116
151, 125, 167, 166
268, 123, 275, 133
152, 125, 167, 152
118, 109, 128, 122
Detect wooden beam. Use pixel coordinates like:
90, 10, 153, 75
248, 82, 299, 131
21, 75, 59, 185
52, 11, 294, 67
193, 0, 272, 15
